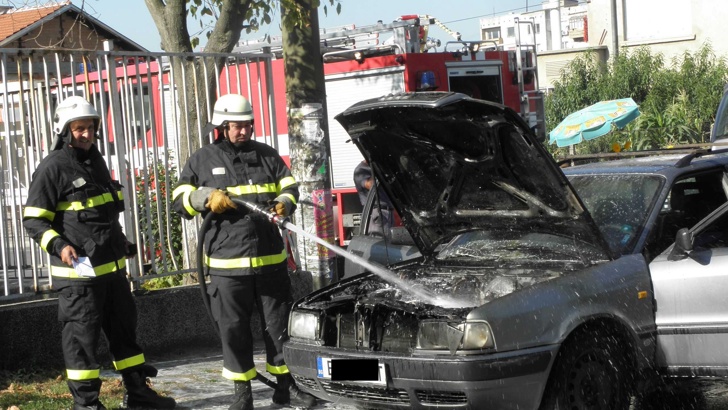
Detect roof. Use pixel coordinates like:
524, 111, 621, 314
561, 148, 728, 177
0, 1, 147, 52
0, 2, 64, 43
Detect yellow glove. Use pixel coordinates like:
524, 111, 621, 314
207, 190, 236, 214
271, 201, 287, 217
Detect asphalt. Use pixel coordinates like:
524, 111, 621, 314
97, 346, 728, 410
100, 347, 355, 410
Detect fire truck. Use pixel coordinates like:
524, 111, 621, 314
235, 14, 545, 245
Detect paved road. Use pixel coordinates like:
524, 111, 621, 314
101, 350, 356, 410
102, 349, 728, 410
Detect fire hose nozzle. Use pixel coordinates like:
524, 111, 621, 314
268, 213, 290, 229
232, 198, 289, 228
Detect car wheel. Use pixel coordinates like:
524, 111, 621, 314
539, 330, 632, 410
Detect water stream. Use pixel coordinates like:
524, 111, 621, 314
233, 198, 469, 308
280, 218, 470, 309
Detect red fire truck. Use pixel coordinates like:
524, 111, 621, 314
235, 14, 545, 245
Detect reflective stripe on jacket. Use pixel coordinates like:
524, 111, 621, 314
22, 145, 128, 279
172, 140, 299, 276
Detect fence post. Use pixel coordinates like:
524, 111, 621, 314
103, 41, 140, 285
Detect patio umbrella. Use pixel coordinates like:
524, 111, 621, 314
548, 98, 641, 147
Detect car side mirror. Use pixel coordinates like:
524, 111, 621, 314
388, 226, 415, 246
668, 228, 693, 261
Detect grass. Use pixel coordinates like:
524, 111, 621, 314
0, 369, 126, 410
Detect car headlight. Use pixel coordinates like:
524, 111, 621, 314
416, 320, 494, 352
462, 322, 494, 349
289, 310, 319, 340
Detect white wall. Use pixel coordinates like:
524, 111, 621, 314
587, 0, 728, 63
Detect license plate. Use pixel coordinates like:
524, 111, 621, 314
317, 357, 386, 385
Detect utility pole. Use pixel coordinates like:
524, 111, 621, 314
281, 1, 337, 290
610, 0, 619, 59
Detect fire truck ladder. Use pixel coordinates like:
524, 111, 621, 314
234, 15, 456, 57
514, 17, 546, 141
418, 14, 461, 41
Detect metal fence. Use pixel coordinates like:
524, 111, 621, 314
0, 44, 281, 300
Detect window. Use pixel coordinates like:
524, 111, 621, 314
483, 27, 501, 40
646, 172, 728, 258
625, 0, 692, 42
568, 174, 663, 256
692, 203, 728, 249
535, 24, 540, 34
507, 27, 515, 38
569, 17, 584, 31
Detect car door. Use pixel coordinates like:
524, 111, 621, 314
650, 200, 728, 373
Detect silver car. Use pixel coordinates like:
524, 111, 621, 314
284, 92, 728, 409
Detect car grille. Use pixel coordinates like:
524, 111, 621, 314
415, 390, 468, 405
320, 380, 410, 404
292, 375, 321, 391
329, 310, 419, 353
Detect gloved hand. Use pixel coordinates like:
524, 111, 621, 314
208, 189, 237, 214
270, 201, 286, 217
190, 187, 215, 212
125, 240, 138, 258
268, 196, 294, 218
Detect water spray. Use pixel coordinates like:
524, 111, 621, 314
230, 198, 470, 309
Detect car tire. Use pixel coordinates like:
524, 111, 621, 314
539, 330, 632, 410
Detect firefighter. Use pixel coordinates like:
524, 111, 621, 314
172, 94, 316, 410
22, 96, 175, 410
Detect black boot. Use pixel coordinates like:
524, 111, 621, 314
272, 373, 316, 408
122, 365, 176, 409
68, 379, 106, 410
72, 402, 107, 410
229, 381, 254, 410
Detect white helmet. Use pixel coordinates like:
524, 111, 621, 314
211, 94, 254, 126
53, 96, 100, 135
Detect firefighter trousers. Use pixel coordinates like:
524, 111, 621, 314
208, 266, 294, 381
56, 271, 145, 405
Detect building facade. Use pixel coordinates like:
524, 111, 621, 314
480, 0, 728, 90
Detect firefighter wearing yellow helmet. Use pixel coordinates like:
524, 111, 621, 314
23, 96, 176, 410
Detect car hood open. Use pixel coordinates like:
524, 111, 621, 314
335, 92, 611, 258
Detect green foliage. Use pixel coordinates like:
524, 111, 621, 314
184, 0, 342, 49
545, 43, 728, 156
135, 154, 185, 290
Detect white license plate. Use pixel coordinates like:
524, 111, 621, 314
317, 357, 387, 385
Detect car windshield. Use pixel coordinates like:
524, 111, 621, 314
568, 174, 663, 255
435, 174, 663, 261
436, 230, 606, 265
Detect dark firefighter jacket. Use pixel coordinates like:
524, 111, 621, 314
172, 139, 299, 276
22, 145, 128, 279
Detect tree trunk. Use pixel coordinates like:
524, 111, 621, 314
281, 1, 337, 289
144, 0, 251, 280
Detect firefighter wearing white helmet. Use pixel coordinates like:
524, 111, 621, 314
211, 93, 255, 126
172, 94, 315, 410
51, 95, 101, 150
23, 96, 176, 410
